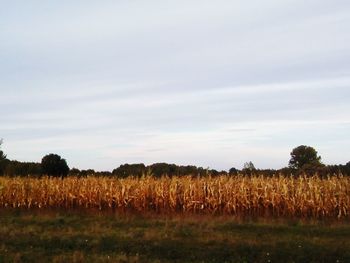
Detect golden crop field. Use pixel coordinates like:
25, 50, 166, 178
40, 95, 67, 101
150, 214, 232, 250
0, 175, 349, 219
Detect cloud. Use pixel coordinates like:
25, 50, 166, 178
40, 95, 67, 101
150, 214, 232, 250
1, 1, 350, 170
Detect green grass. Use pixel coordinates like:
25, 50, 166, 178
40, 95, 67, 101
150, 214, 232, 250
0, 210, 349, 263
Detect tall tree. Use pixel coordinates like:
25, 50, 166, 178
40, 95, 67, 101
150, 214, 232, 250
0, 139, 7, 175
41, 154, 69, 178
289, 145, 321, 170
0, 139, 6, 161
243, 161, 255, 171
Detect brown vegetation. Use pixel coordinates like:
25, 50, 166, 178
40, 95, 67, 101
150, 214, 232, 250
0, 175, 349, 219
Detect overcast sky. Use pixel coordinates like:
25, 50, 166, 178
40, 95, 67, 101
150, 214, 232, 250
1, 0, 349, 171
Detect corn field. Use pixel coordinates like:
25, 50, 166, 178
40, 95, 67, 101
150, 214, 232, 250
0, 175, 349, 219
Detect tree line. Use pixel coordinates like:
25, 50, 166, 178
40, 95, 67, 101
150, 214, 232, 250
0, 140, 349, 177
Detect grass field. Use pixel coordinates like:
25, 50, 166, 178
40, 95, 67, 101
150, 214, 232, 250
0, 210, 350, 263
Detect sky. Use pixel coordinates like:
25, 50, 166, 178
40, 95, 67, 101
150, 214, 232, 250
1, 0, 350, 171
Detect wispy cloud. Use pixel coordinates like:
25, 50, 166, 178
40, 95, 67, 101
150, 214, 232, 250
1, 1, 349, 170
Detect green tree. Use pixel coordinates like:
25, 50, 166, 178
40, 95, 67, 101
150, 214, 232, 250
229, 167, 238, 175
0, 139, 6, 161
4, 160, 41, 176
0, 139, 8, 175
41, 154, 69, 178
289, 145, 321, 170
112, 163, 146, 178
69, 168, 81, 176
242, 161, 256, 176
243, 161, 255, 171
148, 163, 177, 177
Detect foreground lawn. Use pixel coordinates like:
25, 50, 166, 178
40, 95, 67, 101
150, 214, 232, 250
0, 210, 349, 263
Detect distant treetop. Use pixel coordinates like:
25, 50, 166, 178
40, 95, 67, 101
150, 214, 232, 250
41, 153, 69, 177
289, 145, 321, 170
